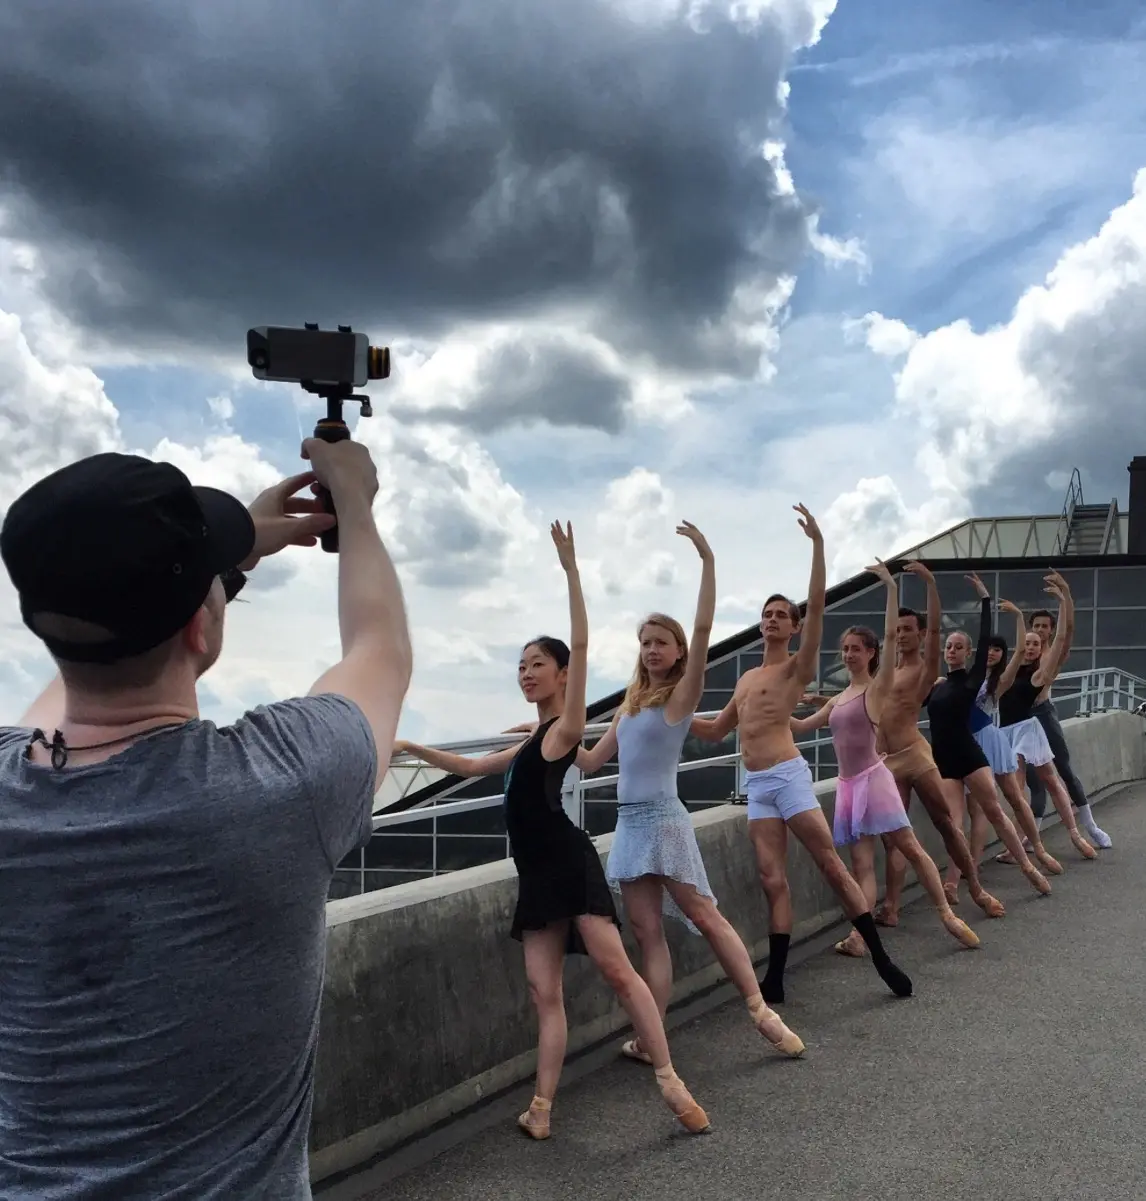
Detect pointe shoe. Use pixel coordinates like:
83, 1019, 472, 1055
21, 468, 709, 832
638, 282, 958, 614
940, 910, 980, 949
943, 882, 960, 907
656, 1070, 710, 1134
1020, 863, 1052, 896
1070, 830, 1098, 860
971, 888, 1006, 918
748, 997, 806, 1056
833, 932, 867, 959
1035, 848, 1064, 875
517, 1095, 552, 1140
620, 1038, 653, 1066
873, 903, 898, 928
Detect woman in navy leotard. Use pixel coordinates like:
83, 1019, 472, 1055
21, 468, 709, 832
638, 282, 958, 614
394, 522, 709, 1140
924, 574, 1052, 903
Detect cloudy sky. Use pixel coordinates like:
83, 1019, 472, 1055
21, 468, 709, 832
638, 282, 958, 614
1, 0, 1143, 740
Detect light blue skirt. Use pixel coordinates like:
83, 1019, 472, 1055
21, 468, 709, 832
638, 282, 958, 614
606, 796, 715, 936
974, 724, 1018, 776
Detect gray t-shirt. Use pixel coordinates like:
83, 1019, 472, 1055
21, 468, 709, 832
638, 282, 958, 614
0, 692, 377, 1200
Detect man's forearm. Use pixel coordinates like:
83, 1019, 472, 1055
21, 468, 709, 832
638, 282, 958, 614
333, 493, 412, 671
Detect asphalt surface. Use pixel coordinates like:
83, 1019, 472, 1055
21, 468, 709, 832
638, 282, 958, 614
321, 784, 1144, 1201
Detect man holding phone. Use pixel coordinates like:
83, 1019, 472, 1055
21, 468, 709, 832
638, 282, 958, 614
0, 438, 410, 1199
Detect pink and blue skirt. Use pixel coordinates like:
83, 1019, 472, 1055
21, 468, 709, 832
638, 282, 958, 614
833, 759, 912, 846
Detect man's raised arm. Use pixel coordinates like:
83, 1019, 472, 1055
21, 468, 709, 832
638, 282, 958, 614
307, 439, 413, 786
792, 504, 825, 686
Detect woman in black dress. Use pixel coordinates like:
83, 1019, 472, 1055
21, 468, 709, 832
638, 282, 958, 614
395, 522, 709, 1140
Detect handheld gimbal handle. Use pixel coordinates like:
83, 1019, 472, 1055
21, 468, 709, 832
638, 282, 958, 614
313, 418, 350, 553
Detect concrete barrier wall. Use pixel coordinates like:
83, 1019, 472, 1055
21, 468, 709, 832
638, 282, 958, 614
310, 708, 1146, 1182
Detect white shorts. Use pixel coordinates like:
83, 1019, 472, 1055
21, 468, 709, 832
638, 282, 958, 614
744, 756, 820, 823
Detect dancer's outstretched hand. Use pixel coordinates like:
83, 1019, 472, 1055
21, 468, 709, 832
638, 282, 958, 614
551, 520, 577, 572
794, 503, 821, 541
677, 520, 713, 561
999, 599, 1021, 615
965, 571, 990, 598
903, 560, 934, 580
1044, 581, 1066, 602
1045, 570, 1071, 594
865, 557, 893, 582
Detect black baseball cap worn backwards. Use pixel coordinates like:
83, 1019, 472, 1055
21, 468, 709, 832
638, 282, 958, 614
0, 453, 256, 664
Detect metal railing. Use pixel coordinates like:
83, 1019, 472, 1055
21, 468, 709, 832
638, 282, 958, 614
1052, 467, 1084, 556
376, 668, 1146, 838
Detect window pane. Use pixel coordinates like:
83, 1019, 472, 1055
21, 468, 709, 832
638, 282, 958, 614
820, 654, 849, 692
329, 874, 362, 901
338, 846, 364, 871
365, 834, 434, 870
1096, 610, 1146, 647
997, 570, 1061, 610
435, 804, 507, 835
582, 801, 618, 837
996, 520, 1033, 556
700, 689, 733, 713
435, 836, 507, 872
1053, 569, 1096, 607
823, 613, 880, 649
704, 656, 741, 688
827, 585, 884, 614
1095, 649, 1146, 679
1098, 567, 1146, 607
737, 651, 763, 671
683, 729, 734, 761
678, 764, 737, 803
362, 869, 433, 893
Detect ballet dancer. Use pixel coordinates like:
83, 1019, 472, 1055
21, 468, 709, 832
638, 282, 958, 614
916, 573, 1051, 903
789, 559, 979, 956
691, 505, 913, 1004
874, 562, 1005, 926
575, 522, 804, 1064
1015, 597, 1111, 850
996, 579, 1097, 862
393, 522, 709, 1139
943, 635, 1063, 895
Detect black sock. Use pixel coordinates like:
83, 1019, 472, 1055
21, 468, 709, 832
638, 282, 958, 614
761, 932, 790, 1004
852, 912, 912, 998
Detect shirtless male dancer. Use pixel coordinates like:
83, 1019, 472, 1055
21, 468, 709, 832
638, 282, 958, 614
1006, 597, 1111, 853
692, 505, 912, 1004
875, 562, 1006, 926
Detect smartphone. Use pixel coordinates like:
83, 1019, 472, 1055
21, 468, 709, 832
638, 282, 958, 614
247, 326, 388, 387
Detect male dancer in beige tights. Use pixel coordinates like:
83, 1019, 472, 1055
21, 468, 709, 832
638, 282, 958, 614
874, 561, 1005, 924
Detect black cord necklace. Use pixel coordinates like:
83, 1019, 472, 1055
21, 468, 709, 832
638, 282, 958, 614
24, 723, 186, 770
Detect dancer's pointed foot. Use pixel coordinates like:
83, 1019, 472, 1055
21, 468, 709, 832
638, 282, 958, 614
621, 1038, 653, 1065
517, 1095, 552, 1140
940, 909, 980, 949
655, 1068, 710, 1134
943, 881, 960, 907
747, 996, 805, 1057
873, 903, 898, 928
833, 931, 867, 958
1070, 829, 1098, 860
1020, 862, 1052, 895
971, 888, 1006, 918
1035, 847, 1064, 875
994, 850, 1017, 865
873, 955, 913, 997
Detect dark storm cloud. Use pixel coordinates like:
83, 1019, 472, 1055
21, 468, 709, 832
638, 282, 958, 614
395, 337, 631, 433
0, 1, 814, 383
967, 284, 1146, 517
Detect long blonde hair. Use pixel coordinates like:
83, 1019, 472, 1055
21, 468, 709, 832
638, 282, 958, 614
621, 613, 688, 716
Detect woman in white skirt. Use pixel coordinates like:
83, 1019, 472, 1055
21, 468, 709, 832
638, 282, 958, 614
576, 522, 804, 1064
944, 631, 1064, 898
996, 585, 1097, 861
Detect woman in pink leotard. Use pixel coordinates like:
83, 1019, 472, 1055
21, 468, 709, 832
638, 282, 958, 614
792, 560, 980, 956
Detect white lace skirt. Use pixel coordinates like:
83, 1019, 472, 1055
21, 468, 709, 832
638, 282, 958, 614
606, 796, 715, 935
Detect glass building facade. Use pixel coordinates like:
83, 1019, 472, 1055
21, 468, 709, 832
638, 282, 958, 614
333, 525, 1146, 899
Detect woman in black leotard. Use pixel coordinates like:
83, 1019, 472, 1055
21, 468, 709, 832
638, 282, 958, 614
394, 522, 709, 1141
995, 584, 1097, 862
925, 573, 1051, 902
